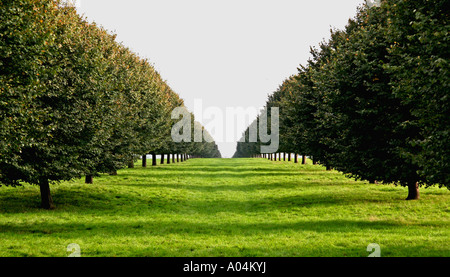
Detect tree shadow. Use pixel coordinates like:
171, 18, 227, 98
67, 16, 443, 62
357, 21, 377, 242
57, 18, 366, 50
0, 218, 404, 238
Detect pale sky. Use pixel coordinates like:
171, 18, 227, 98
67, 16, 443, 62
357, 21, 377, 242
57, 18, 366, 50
75, 0, 365, 158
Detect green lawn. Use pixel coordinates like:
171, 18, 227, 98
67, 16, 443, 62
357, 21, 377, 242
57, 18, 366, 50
0, 158, 449, 257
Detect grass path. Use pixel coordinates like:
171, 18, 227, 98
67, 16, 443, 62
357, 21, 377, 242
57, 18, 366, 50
0, 158, 449, 257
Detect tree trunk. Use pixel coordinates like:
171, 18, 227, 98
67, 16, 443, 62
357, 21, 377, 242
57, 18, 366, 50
39, 179, 55, 210
167, 154, 171, 164
142, 155, 147, 168
85, 175, 93, 184
172, 154, 175, 163
128, 159, 134, 168
288, 153, 291, 162
177, 154, 179, 163
152, 153, 157, 166
161, 154, 165, 164
406, 182, 420, 200
326, 165, 332, 171
302, 155, 307, 165
283, 153, 286, 161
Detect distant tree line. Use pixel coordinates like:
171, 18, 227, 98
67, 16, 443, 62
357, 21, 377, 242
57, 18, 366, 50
233, 0, 449, 199
0, 0, 221, 209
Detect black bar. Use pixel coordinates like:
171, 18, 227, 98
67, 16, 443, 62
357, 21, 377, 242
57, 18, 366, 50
0, 257, 446, 276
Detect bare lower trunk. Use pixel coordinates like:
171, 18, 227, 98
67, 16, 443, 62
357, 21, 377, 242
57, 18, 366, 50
172, 154, 175, 163
302, 155, 307, 165
142, 155, 147, 168
128, 159, 134, 168
167, 154, 171, 164
288, 153, 291, 162
152, 153, 157, 166
161, 154, 165, 164
177, 154, 180, 163
85, 175, 93, 184
39, 179, 55, 210
406, 182, 420, 200
294, 154, 298, 163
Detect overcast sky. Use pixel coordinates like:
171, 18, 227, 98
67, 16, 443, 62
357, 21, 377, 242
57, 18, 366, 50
76, 0, 365, 158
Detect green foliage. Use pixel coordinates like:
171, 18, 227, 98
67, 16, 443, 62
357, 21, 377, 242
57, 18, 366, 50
235, 0, 449, 192
0, 0, 221, 207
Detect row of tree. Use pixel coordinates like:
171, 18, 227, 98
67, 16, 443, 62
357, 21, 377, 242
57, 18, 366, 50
0, 0, 220, 209
234, 0, 449, 199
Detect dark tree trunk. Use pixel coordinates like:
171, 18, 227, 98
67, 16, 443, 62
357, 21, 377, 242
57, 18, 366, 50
177, 154, 180, 163
181, 154, 184, 162
152, 153, 157, 166
406, 182, 420, 200
167, 154, 171, 164
128, 159, 134, 168
172, 154, 175, 163
326, 165, 332, 171
283, 153, 286, 161
85, 175, 93, 184
288, 153, 291, 162
39, 179, 55, 210
142, 155, 147, 168
161, 154, 165, 164
302, 155, 307, 165
312, 157, 318, 165
294, 154, 298, 163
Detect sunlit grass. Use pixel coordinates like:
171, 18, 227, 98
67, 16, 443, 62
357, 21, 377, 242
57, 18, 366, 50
0, 158, 449, 257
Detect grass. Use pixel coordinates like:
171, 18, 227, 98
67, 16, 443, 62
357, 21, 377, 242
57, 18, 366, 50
0, 158, 449, 257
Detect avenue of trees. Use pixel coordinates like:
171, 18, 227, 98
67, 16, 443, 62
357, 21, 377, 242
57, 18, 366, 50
234, 0, 449, 199
0, 0, 220, 209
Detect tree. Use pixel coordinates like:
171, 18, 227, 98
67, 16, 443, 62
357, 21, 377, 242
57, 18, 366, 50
384, 0, 449, 188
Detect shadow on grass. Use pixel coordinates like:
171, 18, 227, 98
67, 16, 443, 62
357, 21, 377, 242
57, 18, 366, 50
0, 218, 404, 237
0, 184, 387, 215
